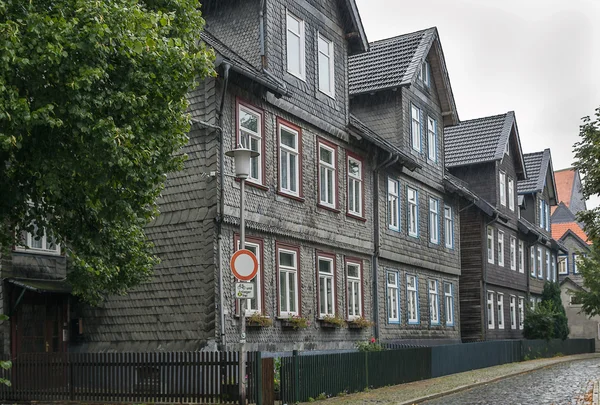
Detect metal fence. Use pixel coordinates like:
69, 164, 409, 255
280, 338, 594, 403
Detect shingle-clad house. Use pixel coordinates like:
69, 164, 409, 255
348, 28, 464, 345
444, 112, 531, 341
517, 150, 564, 302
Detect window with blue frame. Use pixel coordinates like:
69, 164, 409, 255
444, 205, 454, 249
429, 197, 439, 244
407, 187, 419, 237
386, 271, 400, 324
429, 280, 440, 325
407, 274, 419, 324
387, 178, 400, 231
444, 282, 454, 326
410, 104, 422, 152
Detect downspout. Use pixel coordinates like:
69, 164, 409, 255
259, 0, 266, 68
372, 152, 398, 340
216, 62, 231, 349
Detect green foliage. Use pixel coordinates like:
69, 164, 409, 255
356, 337, 384, 352
322, 315, 346, 328
308, 397, 314, 403
285, 315, 309, 330
0, 0, 215, 304
247, 313, 273, 327
347, 316, 373, 329
572, 244, 600, 317
523, 301, 556, 341
273, 357, 281, 393
316, 392, 327, 400
541, 282, 569, 340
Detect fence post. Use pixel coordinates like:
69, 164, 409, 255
256, 352, 262, 405
293, 350, 299, 404
69, 354, 74, 401
364, 352, 369, 389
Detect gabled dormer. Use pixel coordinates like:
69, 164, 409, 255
348, 27, 458, 184
518, 149, 558, 236
444, 111, 526, 216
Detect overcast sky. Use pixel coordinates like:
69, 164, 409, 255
355, 0, 600, 207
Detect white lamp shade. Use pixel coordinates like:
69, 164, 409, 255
225, 147, 260, 179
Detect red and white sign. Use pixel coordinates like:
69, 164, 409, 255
230, 249, 258, 281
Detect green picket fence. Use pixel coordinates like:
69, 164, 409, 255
278, 339, 594, 403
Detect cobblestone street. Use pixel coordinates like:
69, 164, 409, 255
423, 358, 600, 405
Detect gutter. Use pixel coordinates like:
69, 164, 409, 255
372, 152, 398, 340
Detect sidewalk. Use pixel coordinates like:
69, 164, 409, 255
301, 353, 600, 405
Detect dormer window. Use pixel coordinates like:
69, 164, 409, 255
317, 33, 335, 97
418, 60, 430, 87
286, 11, 305, 80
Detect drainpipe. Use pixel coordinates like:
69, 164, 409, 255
372, 152, 398, 340
216, 62, 231, 349
259, 0, 266, 68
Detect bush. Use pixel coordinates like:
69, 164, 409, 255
523, 301, 556, 341
541, 282, 569, 340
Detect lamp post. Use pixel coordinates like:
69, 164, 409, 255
225, 145, 259, 405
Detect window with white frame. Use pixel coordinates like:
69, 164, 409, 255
318, 141, 336, 208
537, 247, 543, 278
347, 155, 363, 217
427, 117, 437, 162
487, 291, 495, 329
508, 177, 515, 211
407, 275, 419, 324
411, 104, 422, 151
388, 178, 400, 231
387, 272, 400, 323
499, 171, 506, 206
558, 255, 568, 275
530, 246, 536, 277
529, 297, 536, 309
518, 240, 525, 273
278, 247, 299, 317
444, 282, 454, 326
552, 254, 557, 282
518, 297, 525, 329
278, 122, 300, 196
347, 261, 362, 319
238, 103, 262, 183
573, 253, 581, 274
545, 203, 550, 232
18, 222, 60, 254
429, 198, 439, 244
317, 33, 334, 97
487, 226, 494, 264
444, 205, 454, 249
429, 280, 440, 325
510, 236, 516, 270
497, 293, 504, 329
498, 230, 505, 267
510, 296, 516, 329
406, 274, 419, 325
539, 199, 545, 229
317, 255, 335, 318
407, 187, 418, 237
286, 11, 305, 79
545, 250, 551, 281
418, 60, 430, 87
236, 240, 262, 315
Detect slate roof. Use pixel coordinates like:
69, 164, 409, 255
554, 168, 576, 208
201, 30, 290, 97
349, 115, 420, 170
444, 112, 519, 168
348, 28, 434, 95
517, 149, 557, 199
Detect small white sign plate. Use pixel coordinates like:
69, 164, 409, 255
235, 282, 255, 299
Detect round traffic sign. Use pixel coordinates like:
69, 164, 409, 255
230, 249, 258, 281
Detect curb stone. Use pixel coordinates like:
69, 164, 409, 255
593, 380, 599, 405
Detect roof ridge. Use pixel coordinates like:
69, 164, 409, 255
449, 111, 511, 127
368, 27, 435, 46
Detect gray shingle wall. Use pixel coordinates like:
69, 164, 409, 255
552, 204, 577, 223
377, 260, 461, 344
570, 173, 587, 215
557, 233, 590, 285
449, 163, 498, 206
76, 80, 221, 352
350, 92, 400, 147
265, 0, 349, 131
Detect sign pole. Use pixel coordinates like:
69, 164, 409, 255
239, 177, 246, 405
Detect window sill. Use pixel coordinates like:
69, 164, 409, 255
346, 212, 367, 222
317, 204, 340, 214
276, 191, 304, 202
13, 248, 62, 257
235, 178, 269, 191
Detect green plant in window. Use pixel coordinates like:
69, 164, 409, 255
247, 313, 272, 327
347, 316, 373, 329
322, 315, 346, 328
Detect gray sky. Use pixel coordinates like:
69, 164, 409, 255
356, 0, 600, 207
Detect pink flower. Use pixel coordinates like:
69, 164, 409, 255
370, 337, 376, 344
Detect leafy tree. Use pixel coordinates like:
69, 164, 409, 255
540, 282, 569, 340
572, 244, 600, 317
523, 301, 558, 341
0, 0, 215, 304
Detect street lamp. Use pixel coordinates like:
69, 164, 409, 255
225, 145, 259, 405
